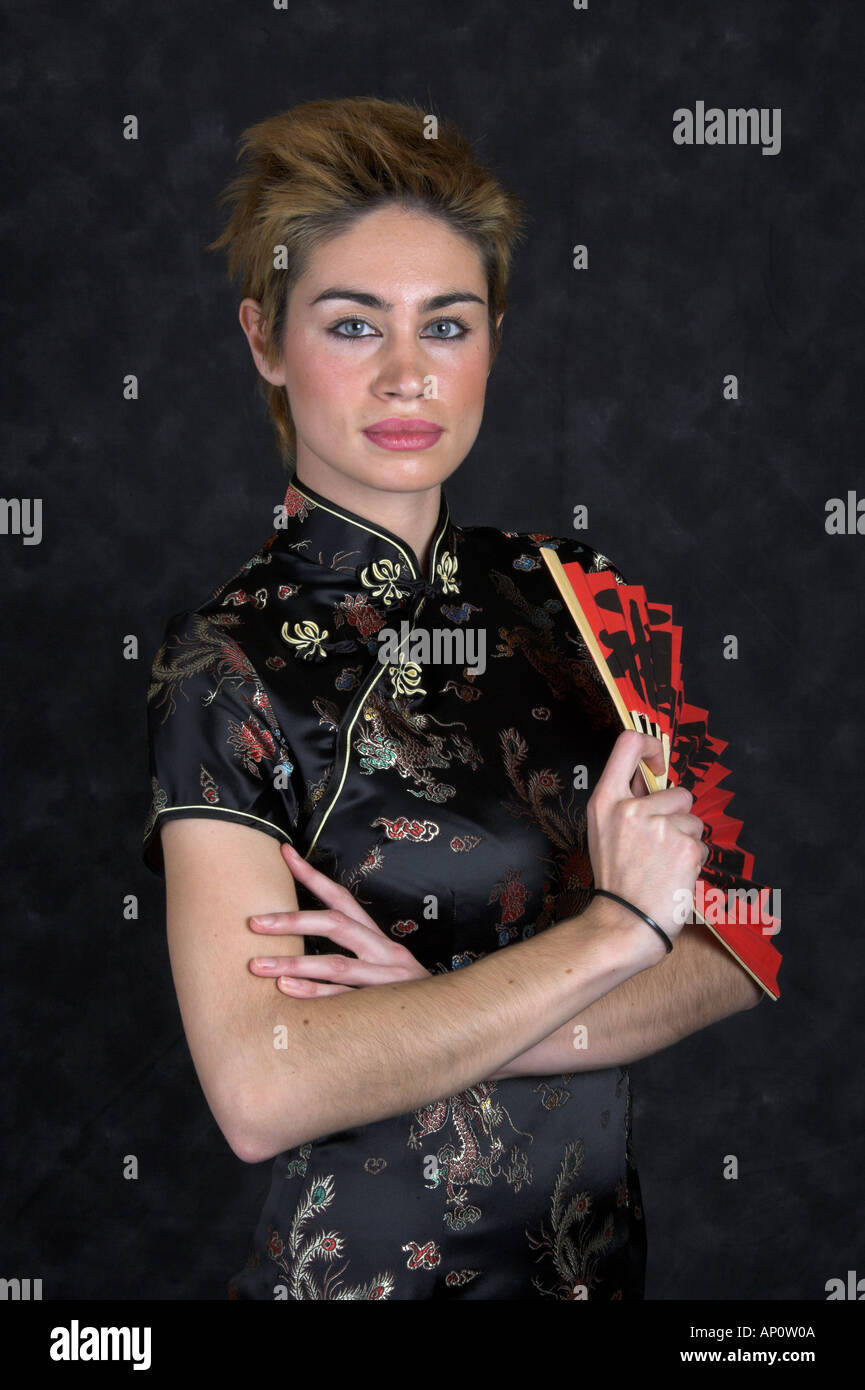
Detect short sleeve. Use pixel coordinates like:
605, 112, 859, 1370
525, 531, 629, 588
141, 609, 301, 875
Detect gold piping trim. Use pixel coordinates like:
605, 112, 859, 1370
304, 512, 450, 859
145, 805, 294, 844
289, 478, 452, 583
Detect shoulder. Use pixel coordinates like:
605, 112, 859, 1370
149, 526, 284, 671
147, 603, 266, 722
157, 520, 284, 634
455, 523, 628, 586
149, 607, 246, 674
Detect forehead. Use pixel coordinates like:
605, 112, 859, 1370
300, 206, 487, 294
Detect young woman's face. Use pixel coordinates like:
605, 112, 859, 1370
242, 204, 501, 498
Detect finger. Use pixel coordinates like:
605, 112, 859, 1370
598, 730, 667, 803
640, 784, 695, 816
249, 910, 398, 965
277, 977, 354, 997
629, 760, 660, 799
249, 907, 382, 940
250, 955, 311, 976
661, 813, 711, 859
673, 812, 707, 841
274, 956, 422, 987
250, 952, 387, 978
280, 844, 379, 926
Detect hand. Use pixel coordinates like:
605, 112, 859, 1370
587, 730, 710, 962
248, 842, 432, 997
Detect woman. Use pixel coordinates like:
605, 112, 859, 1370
142, 97, 757, 1300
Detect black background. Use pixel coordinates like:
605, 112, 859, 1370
2, 0, 863, 1301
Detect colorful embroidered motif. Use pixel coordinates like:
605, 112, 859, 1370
410, 1082, 534, 1231
359, 556, 414, 607
526, 1140, 618, 1300
266, 1174, 398, 1301
281, 618, 329, 661
145, 471, 656, 1301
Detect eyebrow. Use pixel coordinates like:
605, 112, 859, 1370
308, 288, 487, 313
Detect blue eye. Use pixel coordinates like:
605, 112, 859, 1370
328, 317, 471, 341
423, 318, 470, 339
332, 319, 375, 338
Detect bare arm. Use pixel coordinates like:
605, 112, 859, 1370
161, 730, 706, 1164
161, 817, 656, 1165
489, 919, 762, 1080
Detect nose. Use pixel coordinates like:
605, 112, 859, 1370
372, 329, 430, 397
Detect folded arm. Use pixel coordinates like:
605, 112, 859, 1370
489, 919, 762, 1080
161, 817, 661, 1165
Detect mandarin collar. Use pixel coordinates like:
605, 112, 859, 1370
275, 470, 462, 612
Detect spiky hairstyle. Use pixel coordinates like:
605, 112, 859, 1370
207, 96, 527, 466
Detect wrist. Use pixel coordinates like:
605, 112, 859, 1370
575, 893, 669, 975
593, 887, 674, 959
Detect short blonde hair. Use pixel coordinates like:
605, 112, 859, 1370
207, 96, 528, 467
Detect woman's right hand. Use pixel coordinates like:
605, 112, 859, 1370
586, 729, 709, 967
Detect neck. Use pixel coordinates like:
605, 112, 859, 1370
294, 458, 442, 576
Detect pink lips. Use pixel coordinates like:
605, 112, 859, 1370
363, 417, 443, 451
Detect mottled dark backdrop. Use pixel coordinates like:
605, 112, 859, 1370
2, 0, 862, 1301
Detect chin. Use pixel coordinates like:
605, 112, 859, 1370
346, 448, 462, 491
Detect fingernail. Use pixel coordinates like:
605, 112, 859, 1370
251, 914, 275, 925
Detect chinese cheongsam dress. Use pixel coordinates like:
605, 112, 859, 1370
142, 470, 649, 1300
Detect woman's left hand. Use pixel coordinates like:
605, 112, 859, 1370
248, 842, 432, 996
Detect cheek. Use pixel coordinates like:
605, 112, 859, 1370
285, 338, 356, 408
444, 353, 489, 414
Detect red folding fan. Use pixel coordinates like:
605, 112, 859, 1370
539, 546, 782, 1001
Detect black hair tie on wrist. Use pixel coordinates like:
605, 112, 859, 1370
592, 887, 674, 955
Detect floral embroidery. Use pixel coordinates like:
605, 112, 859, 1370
488, 864, 530, 943
359, 556, 414, 607
435, 550, 460, 594
281, 618, 329, 660
281, 483, 315, 522
147, 472, 653, 1301
336, 591, 388, 638
388, 656, 427, 699
227, 714, 276, 776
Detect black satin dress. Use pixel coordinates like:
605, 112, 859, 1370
142, 471, 648, 1300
